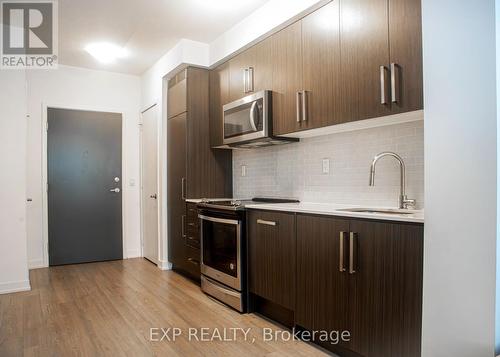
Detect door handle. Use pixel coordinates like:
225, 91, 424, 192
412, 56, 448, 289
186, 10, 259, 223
181, 177, 186, 200
301, 90, 308, 122
110, 188, 121, 193
380, 65, 389, 105
339, 231, 347, 272
256, 219, 277, 226
390, 62, 400, 103
150, 194, 157, 199
296, 91, 302, 122
349, 232, 357, 274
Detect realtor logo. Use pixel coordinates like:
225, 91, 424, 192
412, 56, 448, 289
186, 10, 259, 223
1, 1, 58, 69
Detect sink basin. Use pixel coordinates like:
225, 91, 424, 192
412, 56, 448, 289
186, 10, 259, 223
337, 208, 418, 215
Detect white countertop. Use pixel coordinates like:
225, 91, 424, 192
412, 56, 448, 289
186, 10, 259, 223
244, 202, 424, 224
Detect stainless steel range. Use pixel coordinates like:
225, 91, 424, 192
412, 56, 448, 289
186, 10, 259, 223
197, 198, 299, 312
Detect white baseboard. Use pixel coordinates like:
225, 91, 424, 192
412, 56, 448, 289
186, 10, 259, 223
126, 249, 141, 259
158, 259, 172, 271
29, 259, 46, 270
0, 280, 31, 295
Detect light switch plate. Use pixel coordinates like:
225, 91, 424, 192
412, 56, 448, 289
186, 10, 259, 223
241, 165, 247, 177
322, 159, 330, 174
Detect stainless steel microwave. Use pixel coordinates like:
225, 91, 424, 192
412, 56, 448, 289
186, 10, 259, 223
222, 90, 298, 148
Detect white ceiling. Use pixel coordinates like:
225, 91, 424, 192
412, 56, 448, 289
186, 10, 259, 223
58, 0, 270, 75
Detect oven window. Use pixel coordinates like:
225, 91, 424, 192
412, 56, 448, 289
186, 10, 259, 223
202, 219, 239, 278
224, 98, 263, 139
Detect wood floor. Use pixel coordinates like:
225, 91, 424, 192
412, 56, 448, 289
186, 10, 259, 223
0, 258, 331, 356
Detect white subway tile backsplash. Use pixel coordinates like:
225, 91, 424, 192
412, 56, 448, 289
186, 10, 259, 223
233, 120, 424, 209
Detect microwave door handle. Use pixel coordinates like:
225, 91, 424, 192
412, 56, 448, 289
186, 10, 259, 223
249, 101, 258, 131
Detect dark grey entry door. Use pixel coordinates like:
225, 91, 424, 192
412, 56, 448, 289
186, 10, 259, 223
47, 108, 123, 266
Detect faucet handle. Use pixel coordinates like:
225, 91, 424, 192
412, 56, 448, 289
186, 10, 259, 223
401, 196, 416, 209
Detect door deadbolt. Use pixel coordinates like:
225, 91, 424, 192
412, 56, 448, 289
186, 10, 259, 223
114, 177, 120, 183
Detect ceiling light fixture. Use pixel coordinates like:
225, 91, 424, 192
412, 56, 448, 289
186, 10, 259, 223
85, 42, 128, 64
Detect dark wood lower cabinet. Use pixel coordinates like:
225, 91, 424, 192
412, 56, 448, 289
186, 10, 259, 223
249, 209, 423, 357
348, 220, 423, 357
296, 215, 351, 349
247, 210, 296, 310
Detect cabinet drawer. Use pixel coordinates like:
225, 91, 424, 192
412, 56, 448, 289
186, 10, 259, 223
184, 245, 201, 278
185, 231, 200, 249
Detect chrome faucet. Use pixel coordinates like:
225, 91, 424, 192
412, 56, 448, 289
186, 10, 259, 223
369, 152, 416, 209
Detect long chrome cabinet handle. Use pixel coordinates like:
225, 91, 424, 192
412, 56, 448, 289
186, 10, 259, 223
243, 68, 248, 93
339, 231, 347, 272
380, 65, 388, 105
349, 232, 357, 274
257, 219, 277, 226
301, 90, 308, 122
248, 67, 254, 92
181, 177, 186, 200
181, 215, 186, 237
296, 91, 302, 122
390, 63, 399, 103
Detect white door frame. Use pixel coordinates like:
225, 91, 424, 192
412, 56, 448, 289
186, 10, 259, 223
139, 102, 161, 266
41, 102, 127, 267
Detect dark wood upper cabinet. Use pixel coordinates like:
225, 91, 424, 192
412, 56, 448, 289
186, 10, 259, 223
301, 1, 343, 129
247, 210, 296, 310
167, 70, 187, 119
229, 48, 253, 102
208, 0, 423, 137
271, 21, 303, 135
209, 62, 230, 148
340, 0, 392, 123
296, 214, 350, 349
388, 0, 423, 113
347, 219, 423, 357
229, 38, 273, 103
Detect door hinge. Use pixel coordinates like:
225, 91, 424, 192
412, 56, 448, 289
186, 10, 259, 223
45, 121, 49, 131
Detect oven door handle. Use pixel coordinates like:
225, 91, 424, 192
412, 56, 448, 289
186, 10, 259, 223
198, 214, 240, 226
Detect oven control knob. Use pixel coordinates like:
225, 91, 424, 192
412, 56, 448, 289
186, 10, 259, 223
230, 263, 235, 270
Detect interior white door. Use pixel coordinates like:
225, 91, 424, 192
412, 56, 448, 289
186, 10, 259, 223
141, 105, 159, 264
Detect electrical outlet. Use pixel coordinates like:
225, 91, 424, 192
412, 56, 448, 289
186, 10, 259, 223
241, 165, 247, 177
322, 159, 330, 174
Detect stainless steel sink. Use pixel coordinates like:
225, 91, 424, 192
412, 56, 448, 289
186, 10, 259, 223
337, 208, 418, 215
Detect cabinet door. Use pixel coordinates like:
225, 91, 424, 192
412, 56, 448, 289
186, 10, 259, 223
167, 113, 187, 267
167, 71, 187, 119
209, 63, 230, 147
251, 37, 273, 94
271, 21, 303, 135
301, 1, 342, 129
348, 220, 423, 357
388, 0, 423, 113
229, 49, 253, 102
340, 0, 392, 123
247, 210, 296, 310
296, 215, 350, 346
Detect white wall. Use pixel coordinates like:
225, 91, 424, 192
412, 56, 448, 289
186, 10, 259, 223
234, 120, 424, 209
26, 65, 142, 268
421, 0, 497, 356
0, 70, 31, 293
